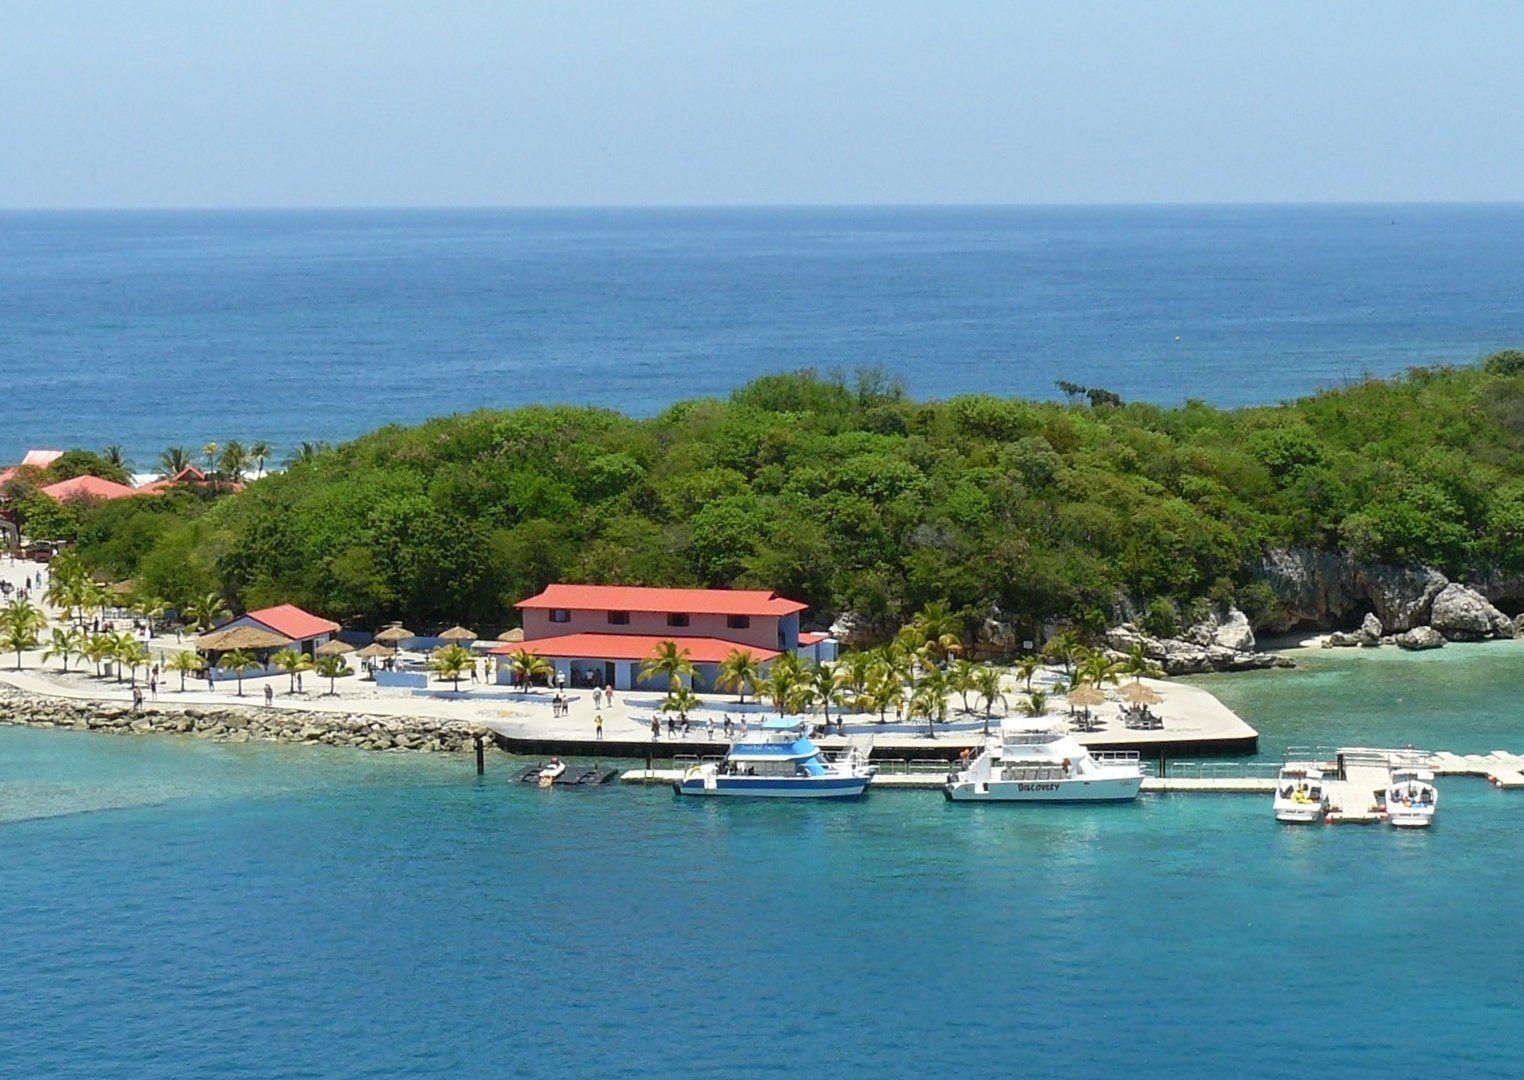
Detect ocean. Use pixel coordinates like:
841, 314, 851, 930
2, 204, 1523, 464
4, 645, 1524, 1077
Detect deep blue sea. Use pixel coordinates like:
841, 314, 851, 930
6, 646, 1524, 1077
2, 205, 1523, 464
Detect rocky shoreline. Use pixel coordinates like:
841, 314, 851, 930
0, 687, 489, 753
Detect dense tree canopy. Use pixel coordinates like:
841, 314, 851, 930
26, 357, 1524, 645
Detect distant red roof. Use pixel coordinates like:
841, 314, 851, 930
137, 466, 216, 496
245, 604, 341, 641
39, 475, 139, 501
517, 584, 807, 618
797, 631, 830, 646
22, 450, 63, 468
487, 632, 779, 664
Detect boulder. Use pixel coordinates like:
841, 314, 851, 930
1514, 613, 1524, 638
1212, 607, 1257, 653
1394, 626, 1446, 651
1429, 583, 1511, 641
1355, 564, 1448, 633
1358, 612, 1383, 645
1323, 631, 1362, 648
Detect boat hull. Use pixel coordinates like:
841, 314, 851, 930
943, 776, 1142, 803
1388, 811, 1434, 828
673, 775, 872, 799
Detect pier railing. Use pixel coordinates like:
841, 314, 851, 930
1161, 760, 1284, 780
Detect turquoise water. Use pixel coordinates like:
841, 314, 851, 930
3, 205, 1524, 462
1194, 639, 1524, 758
6, 647, 1524, 1078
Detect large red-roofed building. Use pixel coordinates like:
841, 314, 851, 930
500, 584, 809, 691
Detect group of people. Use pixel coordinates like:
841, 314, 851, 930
647, 712, 746, 741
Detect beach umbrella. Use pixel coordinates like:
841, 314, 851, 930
374, 624, 413, 645
496, 627, 524, 643
315, 639, 356, 658
1065, 686, 1106, 708
437, 625, 478, 643
355, 642, 396, 659
1118, 682, 1163, 706
195, 625, 293, 653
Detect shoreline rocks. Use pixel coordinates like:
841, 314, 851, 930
0, 687, 488, 754
1106, 607, 1294, 675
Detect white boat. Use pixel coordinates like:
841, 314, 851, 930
537, 758, 567, 788
672, 718, 875, 799
1385, 767, 1437, 828
942, 722, 1144, 803
1272, 763, 1327, 823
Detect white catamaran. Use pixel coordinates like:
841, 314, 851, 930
943, 722, 1144, 803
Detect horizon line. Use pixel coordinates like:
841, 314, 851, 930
2, 198, 1524, 214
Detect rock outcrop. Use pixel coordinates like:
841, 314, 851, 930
1322, 611, 1385, 649
1256, 548, 1449, 634
1393, 626, 1446, 651
1106, 606, 1293, 675
1428, 582, 1515, 642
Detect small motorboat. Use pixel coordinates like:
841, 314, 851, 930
537, 758, 567, 788
1385, 767, 1437, 828
1273, 763, 1327, 823
673, 718, 874, 799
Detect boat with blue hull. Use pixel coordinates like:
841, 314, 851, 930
673, 719, 875, 799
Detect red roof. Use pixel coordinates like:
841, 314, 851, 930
22, 450, 63, 468
245, 604, 341, 640
487, 632, 780, 664
516, 584, 807, 618
797, 631, 830, 646
39, 475, 139, 501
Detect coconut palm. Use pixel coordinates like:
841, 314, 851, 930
1042, 630, 1083, 676
82, 633, 113, 677
947, 658, 980, 713
807, 662, 844, 728
271, 648, 313, 694
861, 663, 902, 724
760, 652, 807, 717
911, 668, 950, 737
101, 445, 131, 473
182, 591, 230, 632
285, 441, 329, 467
131, 589, 168, 633
314, 655, 352, 696
639, 640, 697, 701
219, 648, 259, 696
218, 440, 248, 482
910, 601, 963, 664
1076, 650, 1120, 691
1021, 689, 1050, 718
714, 648, 762, 703
116, 638, 151, 686
833, 650, 876, 713
201, 442, 219, 479
429, 644, 474, 692
505, 648, 552, 690
0, 599, 47, 669
1115, 643, 1164, 683
159, 446, 193, 476
165, 649, 204, 691
974, 665, 1008, 719
41, 626, 83, 673
659, 685, 703, 724
248, 441, 272, 479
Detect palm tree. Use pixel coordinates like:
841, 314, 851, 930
910, 601, 964, 664
41, 626, 83, 672
1042, 630, 1083, 676
714, 648, 762, 703
1116, 643, 1163, 684
218, 440, 248, 483
911, 668, 950, 737
101, 445, 131, 473
429, 644, 474, 692
131, 590, 168, 633
865, 663, 903, 723
505, 648, 552, 691
165, 649, 204, 691
272, 648, 313, 694
286, 441, 329, 467
82, 633, 113, 677
974, 665, 1007, 720
0, 599, 47, 669
947, 658, 980, 713
117, 639, 151, 686
248, 441, 272, 479
106, 630, 140, 682
219, 648, 259, 696
1076, 650, 1120, 692
1014, 654, 1041, 691
159, 446, 193, 476
639, 640, 697, 702
314, 655, 352, 695
807, 662, 843, 728
761, 652, 807, 717
182, 591, 230, 632
1021, 689, 1050, 718
201, 442, 219, 480
660, 685, 703, 724
834, 650, 876, 713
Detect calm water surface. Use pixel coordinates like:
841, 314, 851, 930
2, 205, 1522, 462
5, 645, 1524, 1077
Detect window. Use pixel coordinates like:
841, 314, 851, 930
726, 615, 751, 630
667, 613, 689, 628
607, 611, 630, 625
549, 609, 570, 623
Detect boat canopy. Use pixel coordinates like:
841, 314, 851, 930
760, 716, 808, 731
729, 737, 817, 761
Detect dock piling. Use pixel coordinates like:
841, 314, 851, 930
474, 735, 485, 775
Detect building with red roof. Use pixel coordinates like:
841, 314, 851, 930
219, 603, 342, 656
502, 583, 809, 691
38, 475, 140, 502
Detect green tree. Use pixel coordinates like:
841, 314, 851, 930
0, 599, 47, 669
659, 685, 703, 724
182, 591, 230, 632
947, 658, 980, 713
1021, 689, 1050, 718
219, 648, 259, 696
714, 648, 762, 703
974, 665, 1007, 720
271, 648, 313, 694
314, 655, 353, 695
41, 626, 83, 673
429, 643, 475, 692
762, 652, 808, 717
248, 441, 272, 479
639, 640, 697, 702
165, 649, 204, 691
159, 446, 193, 475
505, 648, 552, 691
1015, 654, 1042, 691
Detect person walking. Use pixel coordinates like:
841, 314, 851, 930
264, 683, 274, 707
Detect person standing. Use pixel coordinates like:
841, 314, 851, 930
595, 713, 604, 741
264, 683, 274, 706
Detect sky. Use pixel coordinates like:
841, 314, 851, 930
2, 1, 1522, 207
